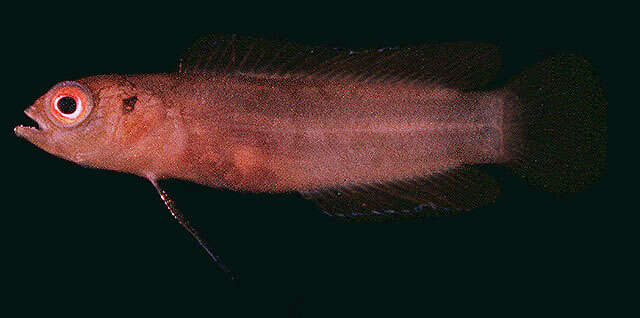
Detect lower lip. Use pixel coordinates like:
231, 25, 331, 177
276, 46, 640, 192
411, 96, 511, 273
14, 125, 40, 138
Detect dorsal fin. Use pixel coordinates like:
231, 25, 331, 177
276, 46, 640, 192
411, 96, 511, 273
179, 34, 501, 90
299, 166, 500, 221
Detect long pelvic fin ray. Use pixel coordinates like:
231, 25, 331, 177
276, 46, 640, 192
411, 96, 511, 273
150, 180, 236, 280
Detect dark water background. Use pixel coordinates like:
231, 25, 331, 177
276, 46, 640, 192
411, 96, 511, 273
5, 9, 615, 317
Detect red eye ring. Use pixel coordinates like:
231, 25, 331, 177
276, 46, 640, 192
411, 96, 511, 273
47, 82, 92, 127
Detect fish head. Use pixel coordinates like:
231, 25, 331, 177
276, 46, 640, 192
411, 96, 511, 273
15, 75, 170, 173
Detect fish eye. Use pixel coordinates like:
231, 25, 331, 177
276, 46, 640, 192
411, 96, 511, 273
47, 81, 93, 127
55, 96, 77, 114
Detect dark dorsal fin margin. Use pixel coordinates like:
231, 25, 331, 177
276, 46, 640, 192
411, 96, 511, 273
179, 34, 501, 91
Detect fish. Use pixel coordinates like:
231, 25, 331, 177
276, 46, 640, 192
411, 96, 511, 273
14, 34, 607, 278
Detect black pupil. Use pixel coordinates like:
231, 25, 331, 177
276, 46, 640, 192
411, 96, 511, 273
57, 97, 77, 114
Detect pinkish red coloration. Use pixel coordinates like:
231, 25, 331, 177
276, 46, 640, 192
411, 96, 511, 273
15, 35, 606, 217
14, 36, 606, 275
166, 74, 504, 192
15, 72, 503, 192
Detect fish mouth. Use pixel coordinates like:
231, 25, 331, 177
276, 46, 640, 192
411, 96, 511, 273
14, 107, 48, 139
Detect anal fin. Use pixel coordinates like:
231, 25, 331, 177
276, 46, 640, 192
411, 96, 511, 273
299, 166, 499, 221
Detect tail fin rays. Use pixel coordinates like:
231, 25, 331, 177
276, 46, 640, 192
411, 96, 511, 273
502, 54, 607, 193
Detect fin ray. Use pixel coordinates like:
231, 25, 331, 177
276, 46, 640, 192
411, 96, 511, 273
299, 166, 499, 220
180, 34, 501, 90
503, 54, 607, 192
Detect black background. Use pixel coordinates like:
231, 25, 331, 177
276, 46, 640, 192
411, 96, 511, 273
5, 5, 615, 317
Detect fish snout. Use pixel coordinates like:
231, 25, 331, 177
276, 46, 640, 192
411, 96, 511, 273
14, 107, 48, 139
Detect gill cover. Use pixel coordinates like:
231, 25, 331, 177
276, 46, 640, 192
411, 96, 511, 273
46, 81, 93, 127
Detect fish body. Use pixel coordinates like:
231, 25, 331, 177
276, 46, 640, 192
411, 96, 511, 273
152, 73, 501, 192
15, 35, 605, 217
17, 72, 502, 191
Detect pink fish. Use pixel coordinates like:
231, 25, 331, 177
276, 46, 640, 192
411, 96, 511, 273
14, 35, 606, 277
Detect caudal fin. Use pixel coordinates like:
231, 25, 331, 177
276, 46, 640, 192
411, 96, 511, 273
502, 54, 607, 193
